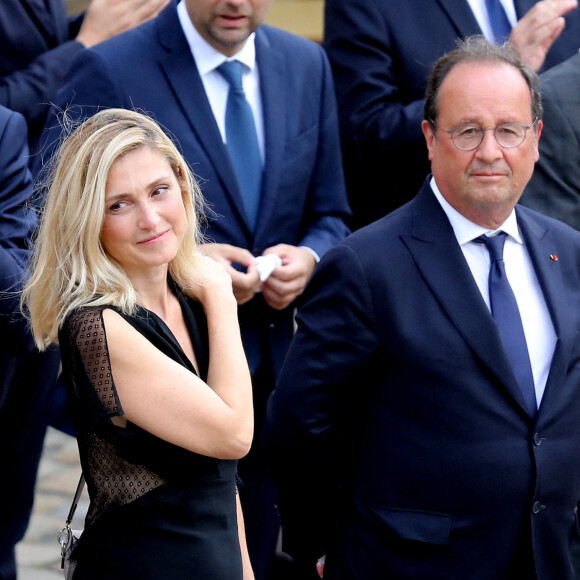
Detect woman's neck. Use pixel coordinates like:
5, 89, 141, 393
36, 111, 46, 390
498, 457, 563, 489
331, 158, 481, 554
128, 267, 174, 320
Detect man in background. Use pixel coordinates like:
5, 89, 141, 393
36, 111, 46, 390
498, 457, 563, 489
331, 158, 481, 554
0, 105, 61, 580
520, 49, 580, 229
0, 0, 168, 155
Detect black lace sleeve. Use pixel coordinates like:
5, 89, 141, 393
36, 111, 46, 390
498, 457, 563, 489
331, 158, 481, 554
60, 307, 165, 525
60, 307, 122, 418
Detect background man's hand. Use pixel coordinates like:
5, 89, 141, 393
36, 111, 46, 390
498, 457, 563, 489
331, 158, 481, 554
76, 0, 170, 47
260, 244, 316, 310
200, 243, 260, 305
510, 0, 578, 71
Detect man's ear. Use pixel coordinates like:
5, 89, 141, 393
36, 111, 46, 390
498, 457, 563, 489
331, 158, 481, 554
422, 120, 436, 161
533, 120, 543, 162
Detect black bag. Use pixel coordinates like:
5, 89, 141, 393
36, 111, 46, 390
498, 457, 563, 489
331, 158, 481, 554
57, 474, 85, 580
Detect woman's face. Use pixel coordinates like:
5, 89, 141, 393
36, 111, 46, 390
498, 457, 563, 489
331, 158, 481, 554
100, 146, 187, 279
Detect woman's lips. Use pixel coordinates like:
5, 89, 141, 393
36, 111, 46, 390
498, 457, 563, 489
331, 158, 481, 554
138, 230, 169, 244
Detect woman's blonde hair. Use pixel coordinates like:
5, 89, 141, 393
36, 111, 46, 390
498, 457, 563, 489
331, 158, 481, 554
22, 108, 206, 350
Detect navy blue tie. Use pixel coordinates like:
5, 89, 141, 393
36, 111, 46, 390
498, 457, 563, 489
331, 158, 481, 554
476, 233, 537, 417
485, 0, 512, 43
217, 60, 262, 230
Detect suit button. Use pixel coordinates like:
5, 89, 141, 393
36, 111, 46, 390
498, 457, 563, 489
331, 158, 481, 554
532, 501, 544, 514
533, 433, 543, 446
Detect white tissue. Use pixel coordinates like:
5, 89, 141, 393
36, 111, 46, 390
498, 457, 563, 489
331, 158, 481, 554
255, 254, 282, 282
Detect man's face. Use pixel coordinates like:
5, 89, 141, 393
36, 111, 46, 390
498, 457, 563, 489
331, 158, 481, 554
422, 61, 542, 229
186, 0, 272, 56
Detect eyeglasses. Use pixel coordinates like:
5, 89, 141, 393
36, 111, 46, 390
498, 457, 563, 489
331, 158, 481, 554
431, 120, 537, 151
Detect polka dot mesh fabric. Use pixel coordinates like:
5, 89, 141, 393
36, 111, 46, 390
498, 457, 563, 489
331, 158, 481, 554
62, 308, 164, 525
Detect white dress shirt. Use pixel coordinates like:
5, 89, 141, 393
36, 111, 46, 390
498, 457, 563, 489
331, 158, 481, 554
430, 177, 557, 407
177, 0, 265, 162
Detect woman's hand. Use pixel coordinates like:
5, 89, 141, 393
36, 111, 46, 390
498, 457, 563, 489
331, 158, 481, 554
187, 254, 236, 306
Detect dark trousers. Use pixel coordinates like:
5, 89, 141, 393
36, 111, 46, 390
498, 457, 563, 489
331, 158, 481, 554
0, 347, 60, 580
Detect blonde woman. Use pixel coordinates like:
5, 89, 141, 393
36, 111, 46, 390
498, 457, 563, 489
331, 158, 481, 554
22, 108, 254, 579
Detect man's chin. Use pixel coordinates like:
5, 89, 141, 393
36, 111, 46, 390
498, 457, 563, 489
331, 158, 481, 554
213, 24, 251, 46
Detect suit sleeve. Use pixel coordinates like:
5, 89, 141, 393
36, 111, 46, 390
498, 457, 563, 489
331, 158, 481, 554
519, 70, 580, 230
294, 45, 351, 257
0, 6, 85, 133
322, 0, 430, 226
263, 242, 377, 562
323, 0, 425, 157
34, 48, 133, 180
0, 106, 37, 345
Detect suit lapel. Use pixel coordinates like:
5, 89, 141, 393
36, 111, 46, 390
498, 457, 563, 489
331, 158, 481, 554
156, 7, 251, 229
513, 0, 536, 19
49, 0, 70, 43
22, 0, 59, 46
253, 29, 286, 239
516, 209, 577, 419
437, 0, 482, 35
403, 184, 533, 417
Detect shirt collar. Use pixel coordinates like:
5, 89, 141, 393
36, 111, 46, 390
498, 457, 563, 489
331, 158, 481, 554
177, 0, 256, 76
429, 176, 523, 246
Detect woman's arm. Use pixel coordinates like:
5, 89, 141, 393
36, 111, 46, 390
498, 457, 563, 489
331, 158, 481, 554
102, 257, 253, 459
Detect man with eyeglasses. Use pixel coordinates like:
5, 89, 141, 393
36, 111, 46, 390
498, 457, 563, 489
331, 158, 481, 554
264, 35, 580, 579
432, 120, 536, 151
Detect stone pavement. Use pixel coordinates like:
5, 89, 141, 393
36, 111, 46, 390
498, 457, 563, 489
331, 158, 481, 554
16, 427, 87, 580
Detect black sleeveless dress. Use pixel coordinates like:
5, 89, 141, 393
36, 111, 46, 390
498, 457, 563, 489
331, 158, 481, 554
58, 292, 243, 579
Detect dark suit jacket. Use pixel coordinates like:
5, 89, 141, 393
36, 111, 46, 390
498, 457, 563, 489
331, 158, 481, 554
265, 178, 580, 579
0, 105, 60, 576
520, 51, 580, 229
0, 0, 85, 154
0, 107, 35, 354
323, 0, 580, 229
37, 0, 351, 380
